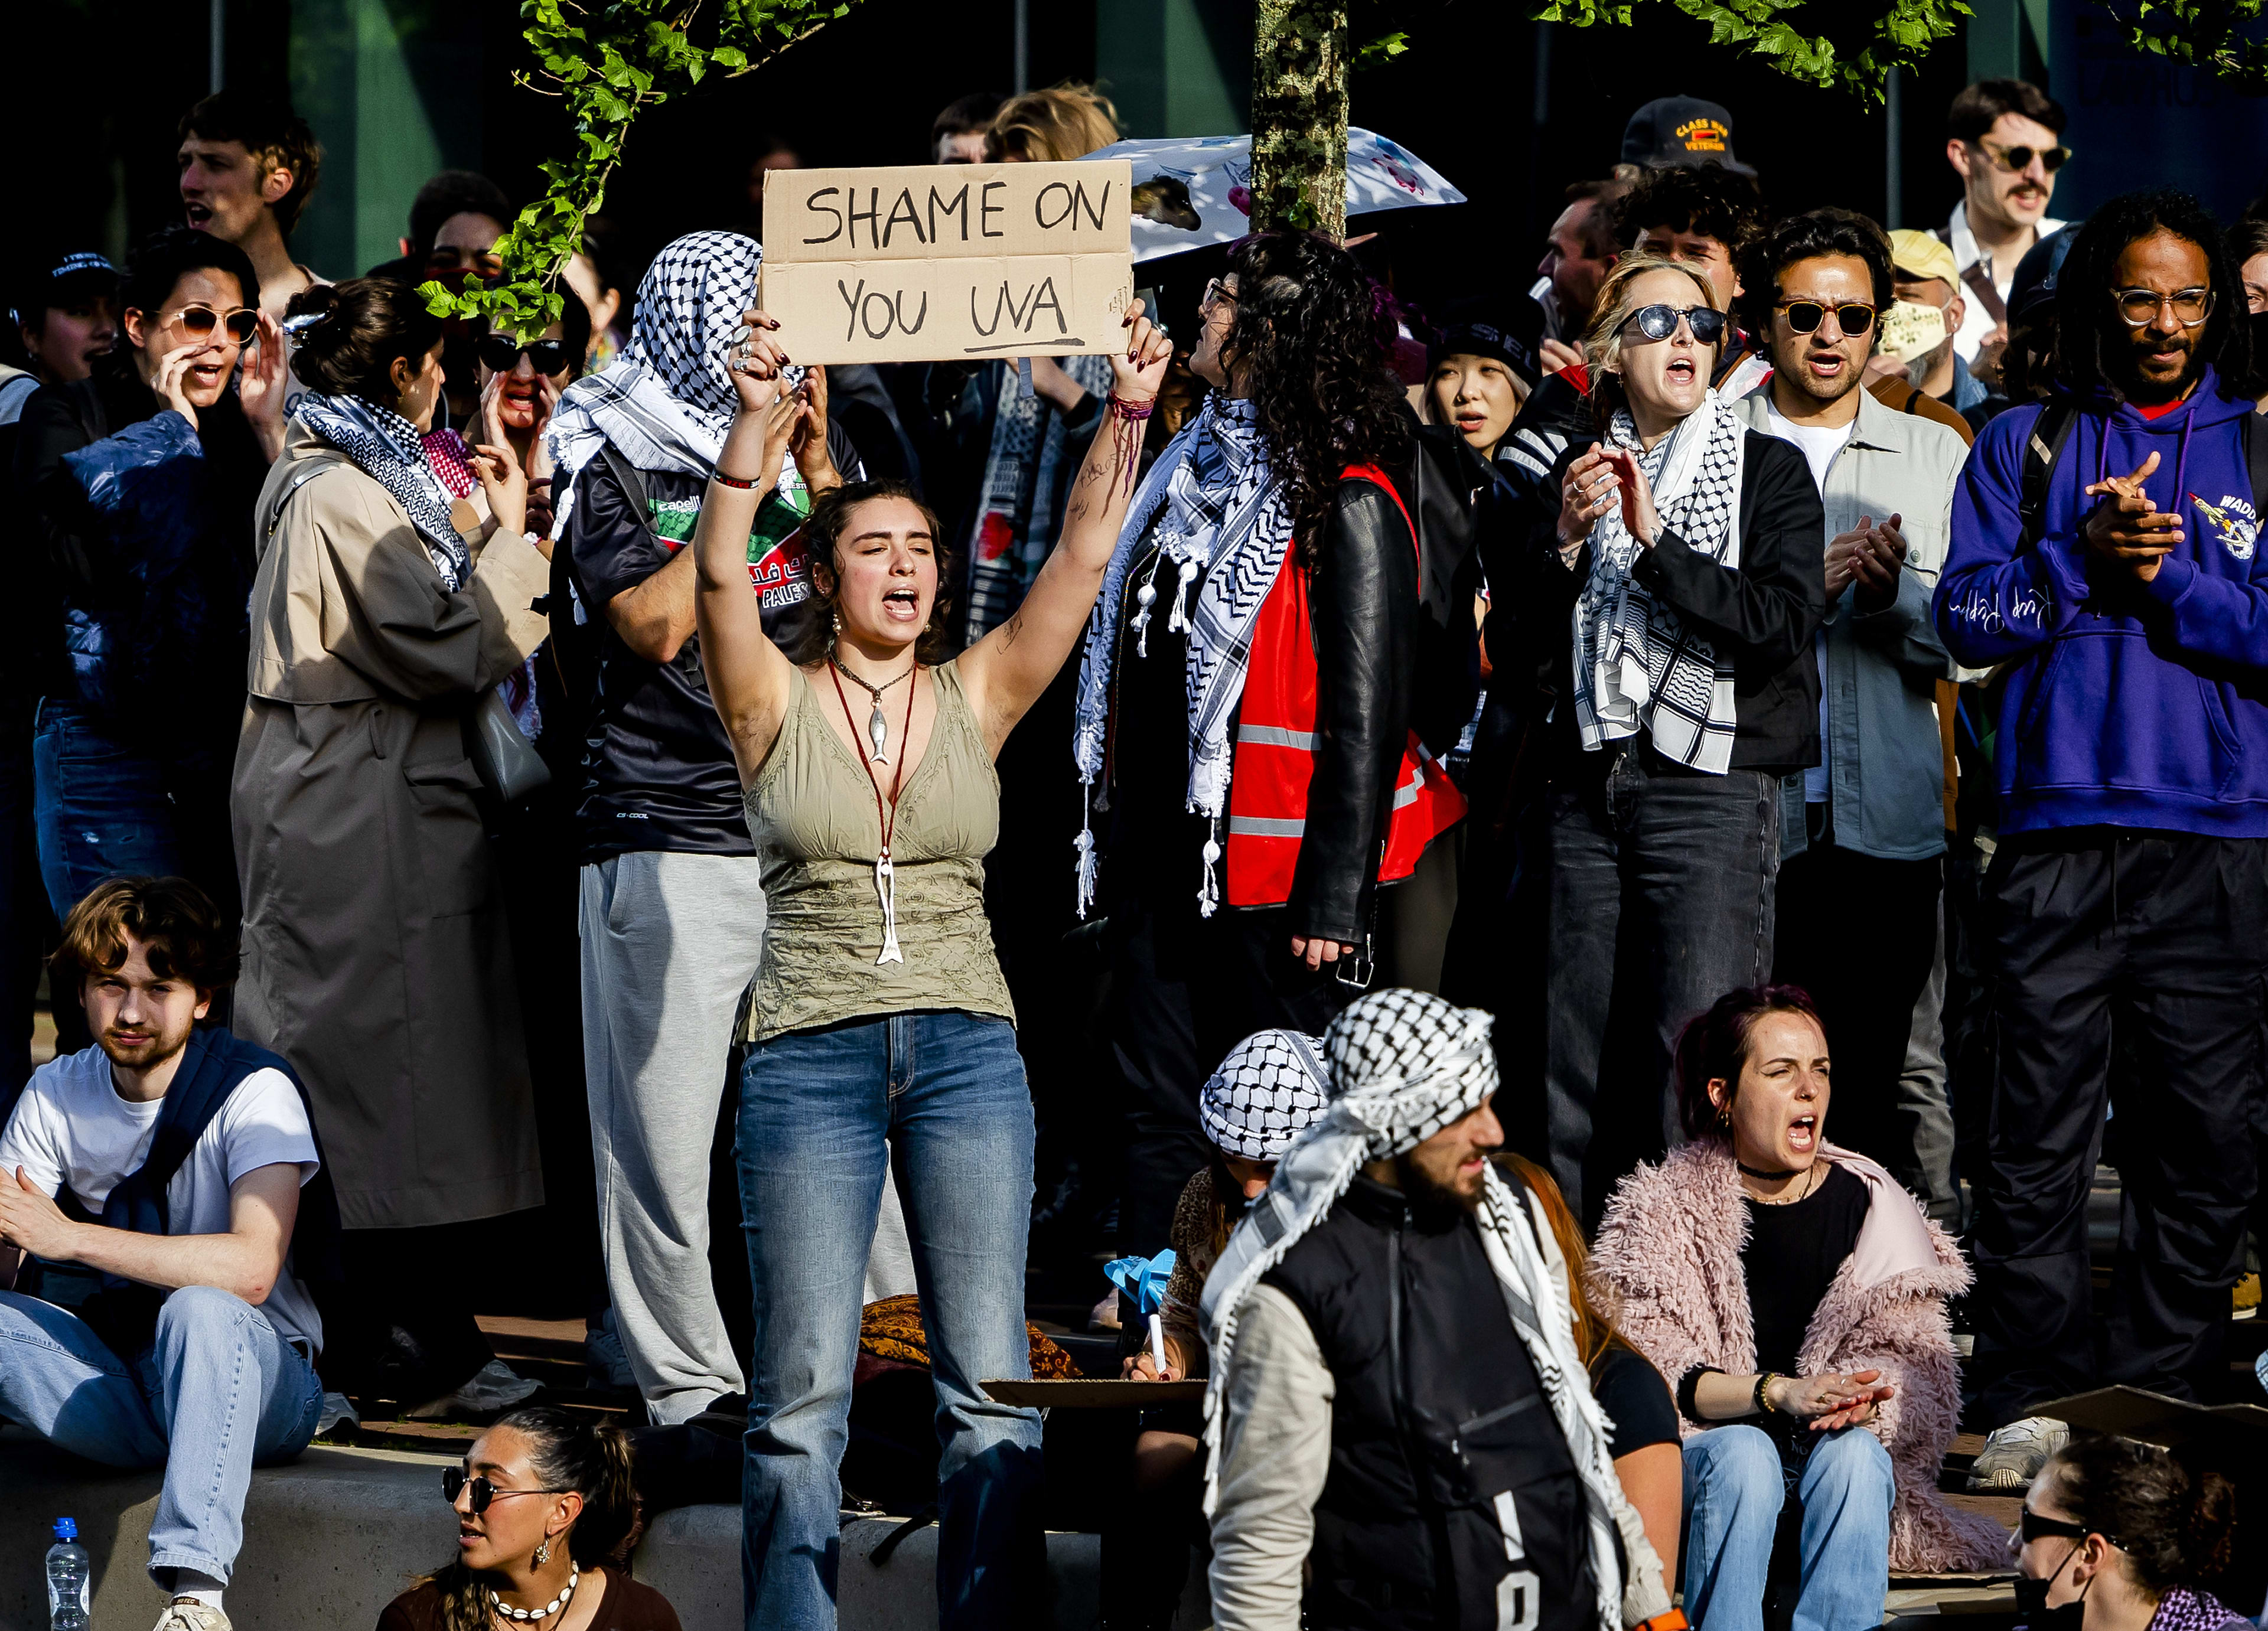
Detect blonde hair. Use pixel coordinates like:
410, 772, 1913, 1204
1582, 253, 1723, 425
987, 83, 1120, 163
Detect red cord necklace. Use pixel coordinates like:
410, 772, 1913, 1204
828, 657, 918, 966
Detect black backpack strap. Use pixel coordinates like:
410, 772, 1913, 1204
2018, 399, 2080, 550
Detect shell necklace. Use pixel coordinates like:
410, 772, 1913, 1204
489, 1562, 576, 1622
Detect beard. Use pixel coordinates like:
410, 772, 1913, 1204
1394, 1150, 1487, 1215
97, 1013, 195, 1072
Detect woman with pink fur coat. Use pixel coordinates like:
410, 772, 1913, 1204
1590, 986, 2006, 1630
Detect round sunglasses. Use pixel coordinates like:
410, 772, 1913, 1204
1622, 304, 1728, 345
1777, 300, 1878, 338
165, 304, 259, 345
441, 1466, 569, 1514
1974, 138, 2072, 175
477, 334, 571, 376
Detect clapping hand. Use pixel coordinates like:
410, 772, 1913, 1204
1771, 1368, 1896, 1430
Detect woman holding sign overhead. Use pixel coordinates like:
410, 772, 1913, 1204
694, 295, 1171, 1628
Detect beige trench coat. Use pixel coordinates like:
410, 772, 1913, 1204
233, 422, 550, 1229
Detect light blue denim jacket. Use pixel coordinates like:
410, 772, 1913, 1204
1734, 385, 1967, 861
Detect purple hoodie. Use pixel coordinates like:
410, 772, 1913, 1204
1934, 367, 2268, 837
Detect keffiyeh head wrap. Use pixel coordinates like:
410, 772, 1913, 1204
1198, 988, 1671, 1630
1200, 1030, 1330, 1161
1572, 389, 1746, 774
290, 392, 470, 589
1070, 394, 1296, 918
545, 230, 768, 544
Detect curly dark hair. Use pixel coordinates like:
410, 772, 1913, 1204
1736, 208, 1894, 340
1672, 984, 1824, 1141
774, 478, 955, 666
2041, 1435, 2238, 1597
2054, 188, 2251, 401
1611, 164, 1768, 262
1219, 230, 1410, 562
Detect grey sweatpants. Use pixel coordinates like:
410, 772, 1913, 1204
581, 850, 915, 1424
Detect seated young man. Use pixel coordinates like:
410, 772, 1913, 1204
0, 876, 328, 1631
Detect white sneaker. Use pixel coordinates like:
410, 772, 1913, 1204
405, 1359, 542, 1420
1968, 1415, 2070, 1490
316, 1391, 360, 1436
152, 1600, 232, 1631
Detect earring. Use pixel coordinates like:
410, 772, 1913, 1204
832, 606, 843, 635
533, 1538, 551, 1566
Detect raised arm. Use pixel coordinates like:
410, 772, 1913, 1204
693, 309, 808, 784
958, 301, 1174, 755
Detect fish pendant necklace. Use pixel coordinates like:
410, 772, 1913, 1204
829, 651, 918, 764
827, 661, 920, 966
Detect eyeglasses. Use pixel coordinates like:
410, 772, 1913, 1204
2112, 286, 2214, 329
2018, 1509, 2103, 1545
167, 304, 259, 345
1777, 300, 1879, 338
1200, 276, 1237, 315
441, 1467, 571, 1515
478, 334, 571, 376
1974, 138, 2072, 175
1622, 304, 1728, 345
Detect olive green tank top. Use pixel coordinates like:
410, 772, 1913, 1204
738, 659, 1014, 1042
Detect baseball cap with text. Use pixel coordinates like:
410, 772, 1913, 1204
1619, 96, 1755, 177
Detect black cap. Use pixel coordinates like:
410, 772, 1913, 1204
1428, 296, 1547, 390
1619, 96, 1754, 175
11, 250, 120, 327
2008, 223, 2078, 327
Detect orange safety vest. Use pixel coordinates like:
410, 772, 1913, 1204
1223, 465, 1468, 910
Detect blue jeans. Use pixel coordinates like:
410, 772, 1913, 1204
0, 1286, 323, 1585
1682, 1424, 1893, 1631
737, 1010, 1043, 1630
31, 699, 236, 924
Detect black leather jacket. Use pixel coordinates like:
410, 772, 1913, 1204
1288, 475, 1422, 945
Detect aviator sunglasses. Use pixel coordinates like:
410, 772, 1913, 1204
441, 1466, 569, 1514
478, 334, 572, 376
1777, 300, 1879, 338
1623, 304, 1728, 344
163, 304, 259, 345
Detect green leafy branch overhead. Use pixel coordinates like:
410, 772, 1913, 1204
1520, 0, 1970, 102
2110, 0, 2268, 81
421, 0, 861, 335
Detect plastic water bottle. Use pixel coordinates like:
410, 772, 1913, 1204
45, 1517, 90, 1631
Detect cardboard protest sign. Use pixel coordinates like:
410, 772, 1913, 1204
759, 161, 1133, 364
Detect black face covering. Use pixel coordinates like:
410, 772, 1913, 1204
2014, 1547, 2090, 1631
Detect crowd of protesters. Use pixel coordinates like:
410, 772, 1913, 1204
0, 62, 2264, 1631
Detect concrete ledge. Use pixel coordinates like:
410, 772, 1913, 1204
0, 1429, 1106, 1630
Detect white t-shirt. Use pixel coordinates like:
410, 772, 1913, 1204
0, 1045, 324, 1353
1759, 398, 1854, 807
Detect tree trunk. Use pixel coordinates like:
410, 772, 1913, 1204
1249, 0, 1349, 238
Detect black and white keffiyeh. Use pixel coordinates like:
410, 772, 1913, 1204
546, 230, 773, 544
1198, 988, 1671, 1630
1199, 1029, 1330, 1161
291, 392, 470, 589
1070, 395, 1295, 916
962, 354, 1116, 643
1572, 390, 1746, 774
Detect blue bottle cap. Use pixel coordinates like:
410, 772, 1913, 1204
53, 1516, 79, 1541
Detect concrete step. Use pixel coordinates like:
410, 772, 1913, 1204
1, 1429, 1100, 1631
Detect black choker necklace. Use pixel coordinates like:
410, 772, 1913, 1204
1738, 1160, 1797, 1179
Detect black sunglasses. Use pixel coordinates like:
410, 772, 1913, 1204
1778, 300, 1878, 338
2019, 1509, 2103, 1545
1624, 304, 1728, 345
477, 334, 571, 376
441, 1467, 570, 1514
1976, 138, 2072, 175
